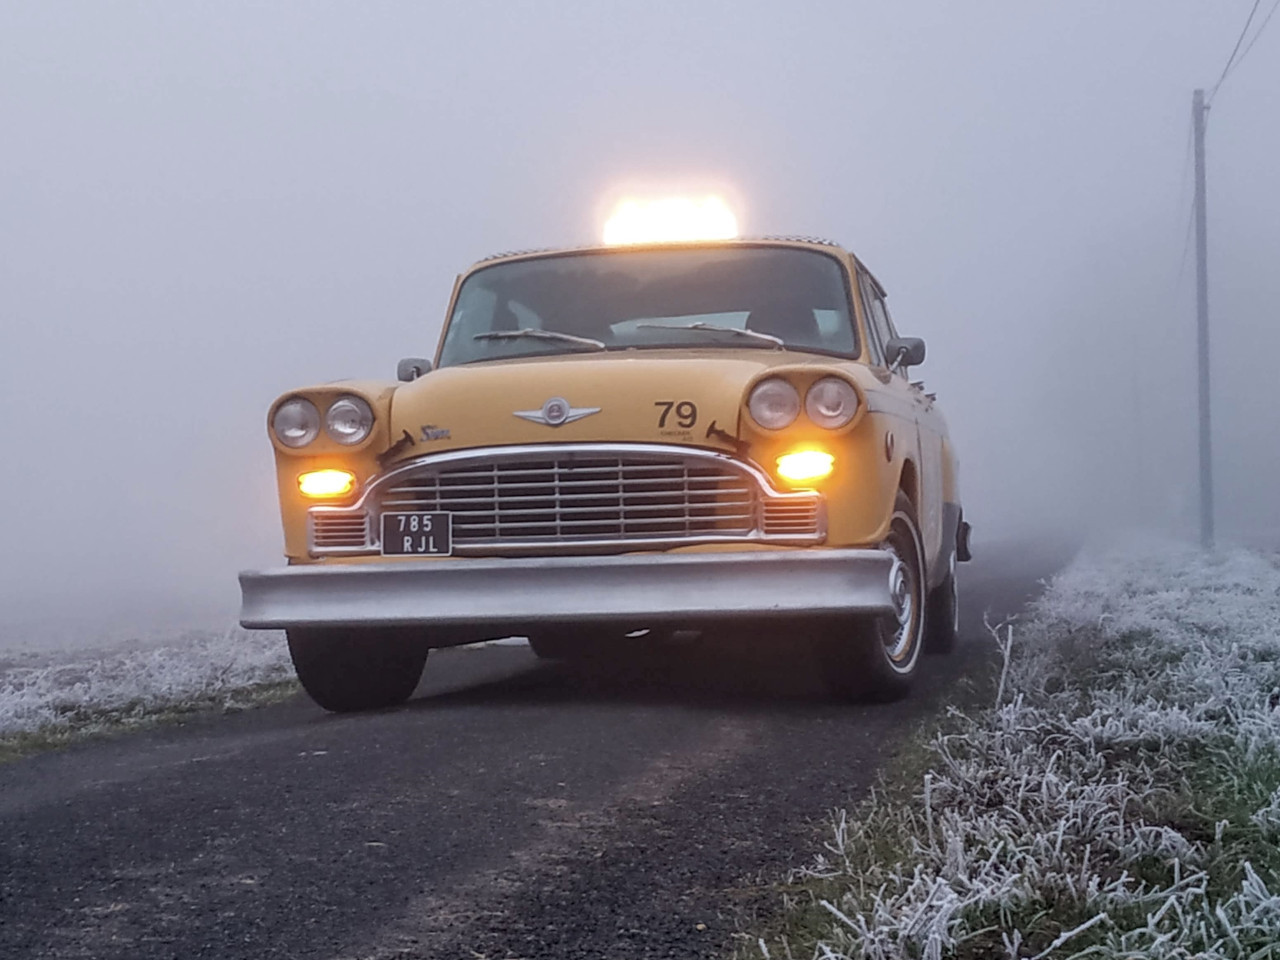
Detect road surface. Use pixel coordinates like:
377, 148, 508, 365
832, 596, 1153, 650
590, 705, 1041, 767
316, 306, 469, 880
0, 539, 1071, 959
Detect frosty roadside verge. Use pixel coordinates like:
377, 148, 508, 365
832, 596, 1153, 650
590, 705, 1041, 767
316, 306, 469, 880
755, 542, 1280, 959
0, 629, 294, 757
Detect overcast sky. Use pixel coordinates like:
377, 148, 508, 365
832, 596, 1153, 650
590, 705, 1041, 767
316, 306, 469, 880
2, 1, 1278, 638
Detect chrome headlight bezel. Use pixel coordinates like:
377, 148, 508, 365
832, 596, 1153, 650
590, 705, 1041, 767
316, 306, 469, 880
324, 395, 375, 446
747, 378, 802, 430
272, 397, 321, 448
805, 377, 860, 429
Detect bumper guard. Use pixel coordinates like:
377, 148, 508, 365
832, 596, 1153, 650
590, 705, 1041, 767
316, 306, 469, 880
239, 549, 896, 632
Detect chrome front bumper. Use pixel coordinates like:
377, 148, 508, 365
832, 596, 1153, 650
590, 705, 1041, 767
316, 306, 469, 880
238, 549, 896, 632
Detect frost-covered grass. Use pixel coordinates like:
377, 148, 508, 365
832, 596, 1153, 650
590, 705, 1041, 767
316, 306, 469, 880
756, 542, 1280, 959
0, 627, 296, 759
0, 626, 533, 760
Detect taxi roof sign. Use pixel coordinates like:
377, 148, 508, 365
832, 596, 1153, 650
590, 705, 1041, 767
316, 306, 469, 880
602, 196, 740, 246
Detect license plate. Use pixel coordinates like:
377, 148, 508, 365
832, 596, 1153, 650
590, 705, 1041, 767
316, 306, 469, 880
380, 512, 453, 556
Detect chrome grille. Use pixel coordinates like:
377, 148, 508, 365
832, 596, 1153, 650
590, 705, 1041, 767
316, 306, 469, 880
381, 456, 756, 543
307, 445, 824, 556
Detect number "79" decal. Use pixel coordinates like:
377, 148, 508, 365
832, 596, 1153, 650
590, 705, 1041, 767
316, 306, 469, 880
654, 400, 698, 429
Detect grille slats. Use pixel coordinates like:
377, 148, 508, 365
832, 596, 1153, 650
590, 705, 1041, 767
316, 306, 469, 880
762, 499, 824, 536
445, 519, 752, 535
430, 501, 755, 520
383, 455, 755, 544
383, 476, 748, 495
309, 513, 369, 549
309, 447, 823, 554
380, 487, 750, 507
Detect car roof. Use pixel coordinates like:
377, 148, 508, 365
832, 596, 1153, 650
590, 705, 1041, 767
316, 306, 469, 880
468, 235, 851, 270
460, 236, 895, 301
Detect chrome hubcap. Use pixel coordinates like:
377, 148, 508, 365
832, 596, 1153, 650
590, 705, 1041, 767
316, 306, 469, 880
884, 547, 915, 662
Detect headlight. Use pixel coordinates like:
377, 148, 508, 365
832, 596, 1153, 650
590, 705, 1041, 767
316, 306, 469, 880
805, 377, 859, 429
747, 378, 801, 430
272, 397, 321, 448
325, 396, 374, 445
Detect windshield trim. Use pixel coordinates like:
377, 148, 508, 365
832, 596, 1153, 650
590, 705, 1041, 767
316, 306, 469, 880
442, 341, 866, 369
433, 242, 863, 368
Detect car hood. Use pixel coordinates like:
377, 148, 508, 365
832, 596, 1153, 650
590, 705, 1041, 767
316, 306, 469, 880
386, 349, 840, 462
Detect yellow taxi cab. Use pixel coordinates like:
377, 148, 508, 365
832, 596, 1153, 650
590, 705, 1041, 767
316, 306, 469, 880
239, 203, 971, 711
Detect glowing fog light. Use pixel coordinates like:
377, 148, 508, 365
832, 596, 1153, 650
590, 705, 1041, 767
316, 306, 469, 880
602, 196, 739, 245
776, 450, 835, 484
298, 469, 356, 498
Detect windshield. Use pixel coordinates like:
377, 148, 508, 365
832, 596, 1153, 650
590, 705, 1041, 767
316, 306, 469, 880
437, 246, 858, 367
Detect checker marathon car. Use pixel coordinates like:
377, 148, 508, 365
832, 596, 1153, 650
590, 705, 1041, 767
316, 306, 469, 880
239, 228, 971, 712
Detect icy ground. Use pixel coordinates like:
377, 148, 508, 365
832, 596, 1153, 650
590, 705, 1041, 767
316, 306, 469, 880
0, 623, 295, 740
764, 540, 1280, 960
0, 616, 529, 744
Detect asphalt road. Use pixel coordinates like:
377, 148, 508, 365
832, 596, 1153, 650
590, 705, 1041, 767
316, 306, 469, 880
0, 539, 1073, 960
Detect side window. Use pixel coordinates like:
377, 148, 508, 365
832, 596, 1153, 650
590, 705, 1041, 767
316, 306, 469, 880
876, 292, 900, 342
862, 276, 901, 375
869, 298, 894, 353
858, 275, 887, 365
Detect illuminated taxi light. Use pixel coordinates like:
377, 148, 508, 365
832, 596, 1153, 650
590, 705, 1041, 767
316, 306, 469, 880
602, 196, 739, 246
298, 469, 356, 498
776, 450, 835, 484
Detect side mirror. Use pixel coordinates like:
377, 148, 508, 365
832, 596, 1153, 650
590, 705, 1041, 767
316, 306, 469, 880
397, 357, 433, 382
885, 336, 925, 371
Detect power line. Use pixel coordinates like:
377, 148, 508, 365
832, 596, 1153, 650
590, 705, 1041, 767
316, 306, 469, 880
1208, 0, 1280, 104
1234, 0, 1280, 78
1187, 0, 1280, 277
1209, 0, 1261, 102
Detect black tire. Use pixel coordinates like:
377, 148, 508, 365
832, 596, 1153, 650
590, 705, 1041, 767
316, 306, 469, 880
286, 628, 428, 712
924, 557, 959, 655
815, 491, 927, 702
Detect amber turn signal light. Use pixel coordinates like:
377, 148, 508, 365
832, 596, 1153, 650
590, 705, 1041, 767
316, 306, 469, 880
298, 469, 356, 498
775, 450, 835, 484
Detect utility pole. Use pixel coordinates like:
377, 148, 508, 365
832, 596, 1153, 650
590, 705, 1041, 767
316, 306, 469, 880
1193, 88, 1214, 549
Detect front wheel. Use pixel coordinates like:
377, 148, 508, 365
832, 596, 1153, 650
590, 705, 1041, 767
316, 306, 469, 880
815, 491, 927, 701
287, 628, 428, 712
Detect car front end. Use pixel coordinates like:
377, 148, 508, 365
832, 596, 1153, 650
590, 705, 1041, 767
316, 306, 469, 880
240, 235, 964, 709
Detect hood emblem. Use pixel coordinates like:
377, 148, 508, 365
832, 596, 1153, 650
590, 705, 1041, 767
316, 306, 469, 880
514, 396, 601, 427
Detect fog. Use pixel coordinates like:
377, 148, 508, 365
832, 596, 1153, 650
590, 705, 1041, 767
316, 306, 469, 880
2, 2, 1278, 646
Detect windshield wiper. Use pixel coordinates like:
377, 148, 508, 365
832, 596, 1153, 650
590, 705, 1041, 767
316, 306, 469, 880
473, 328, 606, 351
635, 322, 784, 349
